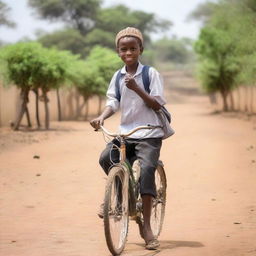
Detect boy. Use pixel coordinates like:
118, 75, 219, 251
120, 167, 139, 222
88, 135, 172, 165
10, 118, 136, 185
90, 27, 166, 250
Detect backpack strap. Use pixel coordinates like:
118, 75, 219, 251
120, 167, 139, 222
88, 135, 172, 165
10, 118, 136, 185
141, 65, 150, 94
115, 65, 151, 102
115, 69, 123, 102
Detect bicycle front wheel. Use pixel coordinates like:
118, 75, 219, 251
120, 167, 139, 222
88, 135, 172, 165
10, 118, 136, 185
151, 163, 167, 238
103, 166, 129, 256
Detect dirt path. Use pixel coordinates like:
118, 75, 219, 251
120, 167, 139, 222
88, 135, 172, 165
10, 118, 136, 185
1, 72, 256, 256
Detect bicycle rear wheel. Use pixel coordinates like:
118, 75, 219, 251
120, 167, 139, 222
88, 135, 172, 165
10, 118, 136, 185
103, 166, 129, 255
151, 162, 167, 238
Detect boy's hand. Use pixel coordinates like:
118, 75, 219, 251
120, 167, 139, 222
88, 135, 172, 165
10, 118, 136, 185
90, 117, 104, 131
124, 74, 138, 91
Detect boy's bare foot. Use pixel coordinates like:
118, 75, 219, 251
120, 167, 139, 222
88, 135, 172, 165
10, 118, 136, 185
143, 226, 160, 250
145, 239, 160, 250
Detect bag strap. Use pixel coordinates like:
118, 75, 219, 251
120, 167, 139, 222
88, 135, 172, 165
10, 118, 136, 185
115, 69, 123, 102
115, 65, 151, 102
141, 65, 150, 94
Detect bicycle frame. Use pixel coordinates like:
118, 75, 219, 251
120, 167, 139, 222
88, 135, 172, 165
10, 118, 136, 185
122, 160, 139, 217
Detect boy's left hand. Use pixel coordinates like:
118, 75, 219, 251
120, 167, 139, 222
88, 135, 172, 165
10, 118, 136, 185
124, 74, 138, 90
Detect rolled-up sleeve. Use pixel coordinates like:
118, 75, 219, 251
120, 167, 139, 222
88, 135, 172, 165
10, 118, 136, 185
149, 67, 166, 106
105, 71, 120, 112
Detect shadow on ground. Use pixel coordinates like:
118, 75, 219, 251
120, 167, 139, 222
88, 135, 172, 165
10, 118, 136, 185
123, 240, 204, 256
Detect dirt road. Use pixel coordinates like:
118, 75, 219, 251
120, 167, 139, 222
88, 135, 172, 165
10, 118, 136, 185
1, 72, 256, 256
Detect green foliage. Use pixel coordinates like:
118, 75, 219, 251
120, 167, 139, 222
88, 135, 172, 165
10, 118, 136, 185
0, 1, 16, 27
0, 41, 78, 91
187, 1, 218, 24
153, 37, 194, 64
29, 1, 172, 56
77, 46, 122, 97
96, 4, 172, 45
193, 0, 256, 111
195, 0, 256, 87
140, 49, 155, 66
28, 0, 102, 35
0, 40, 122, 100
1, 42, 44, 89
38, 29, 87, 56
195, 25, 239, 93
33, 48, 79, 91
83, 28, 115, 52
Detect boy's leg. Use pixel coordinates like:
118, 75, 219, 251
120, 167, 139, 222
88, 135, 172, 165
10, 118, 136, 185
134, 138, 162, 247
99, 139, 120, 174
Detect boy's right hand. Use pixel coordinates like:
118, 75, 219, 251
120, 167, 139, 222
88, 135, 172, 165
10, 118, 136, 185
90, 117, 104, 131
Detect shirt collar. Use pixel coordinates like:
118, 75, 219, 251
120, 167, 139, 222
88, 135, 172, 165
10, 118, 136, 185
120, 62, 144, 77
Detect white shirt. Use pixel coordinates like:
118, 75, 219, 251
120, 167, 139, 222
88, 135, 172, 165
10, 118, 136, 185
106, 62, 166, 139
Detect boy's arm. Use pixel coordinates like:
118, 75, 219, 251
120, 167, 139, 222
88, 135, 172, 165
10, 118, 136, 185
125, 74, 161, 111
90, 106, 115, 130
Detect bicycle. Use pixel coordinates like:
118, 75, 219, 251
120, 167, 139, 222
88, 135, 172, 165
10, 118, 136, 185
98, 125, 167, 255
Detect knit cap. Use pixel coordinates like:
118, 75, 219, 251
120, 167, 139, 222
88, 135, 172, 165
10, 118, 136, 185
115, 27, 143, 46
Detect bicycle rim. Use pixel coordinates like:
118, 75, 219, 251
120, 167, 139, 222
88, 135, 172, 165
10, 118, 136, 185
104, 166, 129, 255
151, 164, 167, 238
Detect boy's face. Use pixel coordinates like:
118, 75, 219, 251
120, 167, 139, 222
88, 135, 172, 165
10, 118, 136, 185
117, 36, 143, 66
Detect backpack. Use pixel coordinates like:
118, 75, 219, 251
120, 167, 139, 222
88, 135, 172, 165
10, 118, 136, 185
114, 65, 175, 139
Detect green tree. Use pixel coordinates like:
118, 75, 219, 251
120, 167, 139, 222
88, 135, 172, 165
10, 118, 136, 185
95, 4, 172, 44
1, 42, 44, 129
194, 0, 256, 112
32, 48, 78, 128
187, 1, 218, 24
0, 1, 16, 27
195, 25, 240, 111
153, 37, 193, 64
78, 46, 122, 118
1, 42, 77, 129
64, 46, 121, 120
30, 2, 172, 56
28, 0, 102, 35
38, 28, 87, 56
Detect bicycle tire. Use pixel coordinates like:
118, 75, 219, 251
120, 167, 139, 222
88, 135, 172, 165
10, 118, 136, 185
103, 166, 129, 256
151, 162, 167, 237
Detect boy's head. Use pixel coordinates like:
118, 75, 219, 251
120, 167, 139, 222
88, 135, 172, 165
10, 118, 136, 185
115, 27, 143, 50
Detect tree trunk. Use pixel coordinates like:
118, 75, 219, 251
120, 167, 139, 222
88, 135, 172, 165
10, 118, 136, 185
43, 90, 50, 129
98, 95, 103, 115
237, 86, 241, 112
25, 106, 32, 127
84, 97, 89, 120
75, 91, 80, 119
229, 91, 235, 111
56, 88, 62, 121
220, 90, 229, 112
244, 85, 248, 112
250, 86, 254, 114
13, 88, 30, 130
33, 89, 41, 128
77, 102, 86, 118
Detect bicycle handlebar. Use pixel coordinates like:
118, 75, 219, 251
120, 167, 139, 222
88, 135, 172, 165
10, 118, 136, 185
99, 124, 162, 138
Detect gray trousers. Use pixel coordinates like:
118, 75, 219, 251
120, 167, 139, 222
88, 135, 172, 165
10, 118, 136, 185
99, 138, 162, 198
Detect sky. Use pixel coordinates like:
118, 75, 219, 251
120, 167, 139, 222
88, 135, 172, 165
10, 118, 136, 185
0, 0, 207, 43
